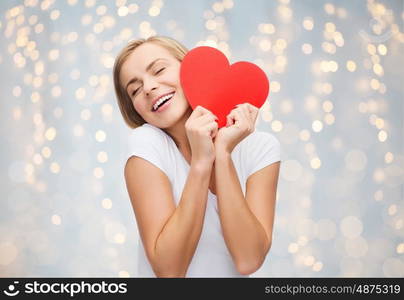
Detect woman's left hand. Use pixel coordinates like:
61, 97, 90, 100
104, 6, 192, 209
214, 103, 259, 154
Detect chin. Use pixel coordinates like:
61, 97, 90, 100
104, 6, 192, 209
153, 106, 190, 129
155, 113, 184, 129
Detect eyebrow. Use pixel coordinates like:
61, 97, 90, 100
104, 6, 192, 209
125, 58, 167, 91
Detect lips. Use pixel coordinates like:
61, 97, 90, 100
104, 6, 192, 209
151, 91, 175, 112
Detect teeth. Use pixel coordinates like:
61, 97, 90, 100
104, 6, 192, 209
153, 93, 174, 111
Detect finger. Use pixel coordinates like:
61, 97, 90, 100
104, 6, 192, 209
189, 105, 214, 120
201, 121, 218, 138
233, 106, 249, 125
238, 103, 257, 128
188, 105, 203, 120
196, 113, 218, 126
226, 111, 236, 127
246, 103, 259, 121
232, 110, 243, 127
210, 124, 218, 139
235, 103, 248, 115
242, 103, 253, 115
232, 109, 250, 130
228, 108, 247, 127
250, 106, 259, 126
242, 103, 257, 124
239, 104, 252, 124
211, 122, 219, 138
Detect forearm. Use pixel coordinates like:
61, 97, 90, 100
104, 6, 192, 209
215, 150, 269, 274
153, 163, 212, 277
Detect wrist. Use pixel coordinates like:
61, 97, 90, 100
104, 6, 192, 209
214, 140, 231, 154
215, 146, 232, 157
190, 159, 214, 174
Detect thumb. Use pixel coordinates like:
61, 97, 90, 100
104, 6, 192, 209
226, 113, 235, 127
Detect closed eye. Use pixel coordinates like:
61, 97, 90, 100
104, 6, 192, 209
130, 68, 165, 97
131, 88, 140, 97
156, 67, 165, 74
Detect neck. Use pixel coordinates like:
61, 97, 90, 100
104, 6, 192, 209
163, 106, 193, 156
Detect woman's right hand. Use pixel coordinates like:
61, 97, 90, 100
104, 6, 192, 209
185, 105, 218, 166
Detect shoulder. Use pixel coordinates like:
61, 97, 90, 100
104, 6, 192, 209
126, 123, 171, 161
129, 123, 167, 140
126, 123, 172, 176
240, 130, 281, 178
128, 123, 169, 148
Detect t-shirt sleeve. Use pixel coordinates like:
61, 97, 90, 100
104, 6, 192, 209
245, 131, 281, 178
126, 126, 168, 176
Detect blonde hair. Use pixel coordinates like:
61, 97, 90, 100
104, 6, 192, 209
113, 36, 188, 129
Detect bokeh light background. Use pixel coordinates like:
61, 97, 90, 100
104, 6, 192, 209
0, 0, 403, 277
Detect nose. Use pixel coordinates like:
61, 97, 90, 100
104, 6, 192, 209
143, 76, 158, 96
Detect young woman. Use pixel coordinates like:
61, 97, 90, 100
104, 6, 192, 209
113, 36, 281, 277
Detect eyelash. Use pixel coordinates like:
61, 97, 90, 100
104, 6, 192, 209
156, 67, 165, 74
131, 67, 165, 97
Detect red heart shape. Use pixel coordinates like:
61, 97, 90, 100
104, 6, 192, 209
180, 46, 270, 128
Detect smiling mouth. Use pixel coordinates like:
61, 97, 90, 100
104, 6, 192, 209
152, 92, 175, 112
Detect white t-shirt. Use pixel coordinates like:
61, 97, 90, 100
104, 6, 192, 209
126, 123, 281, 277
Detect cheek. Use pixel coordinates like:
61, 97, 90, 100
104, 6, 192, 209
165, 69, 180, 85
132, 99, 148, 114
